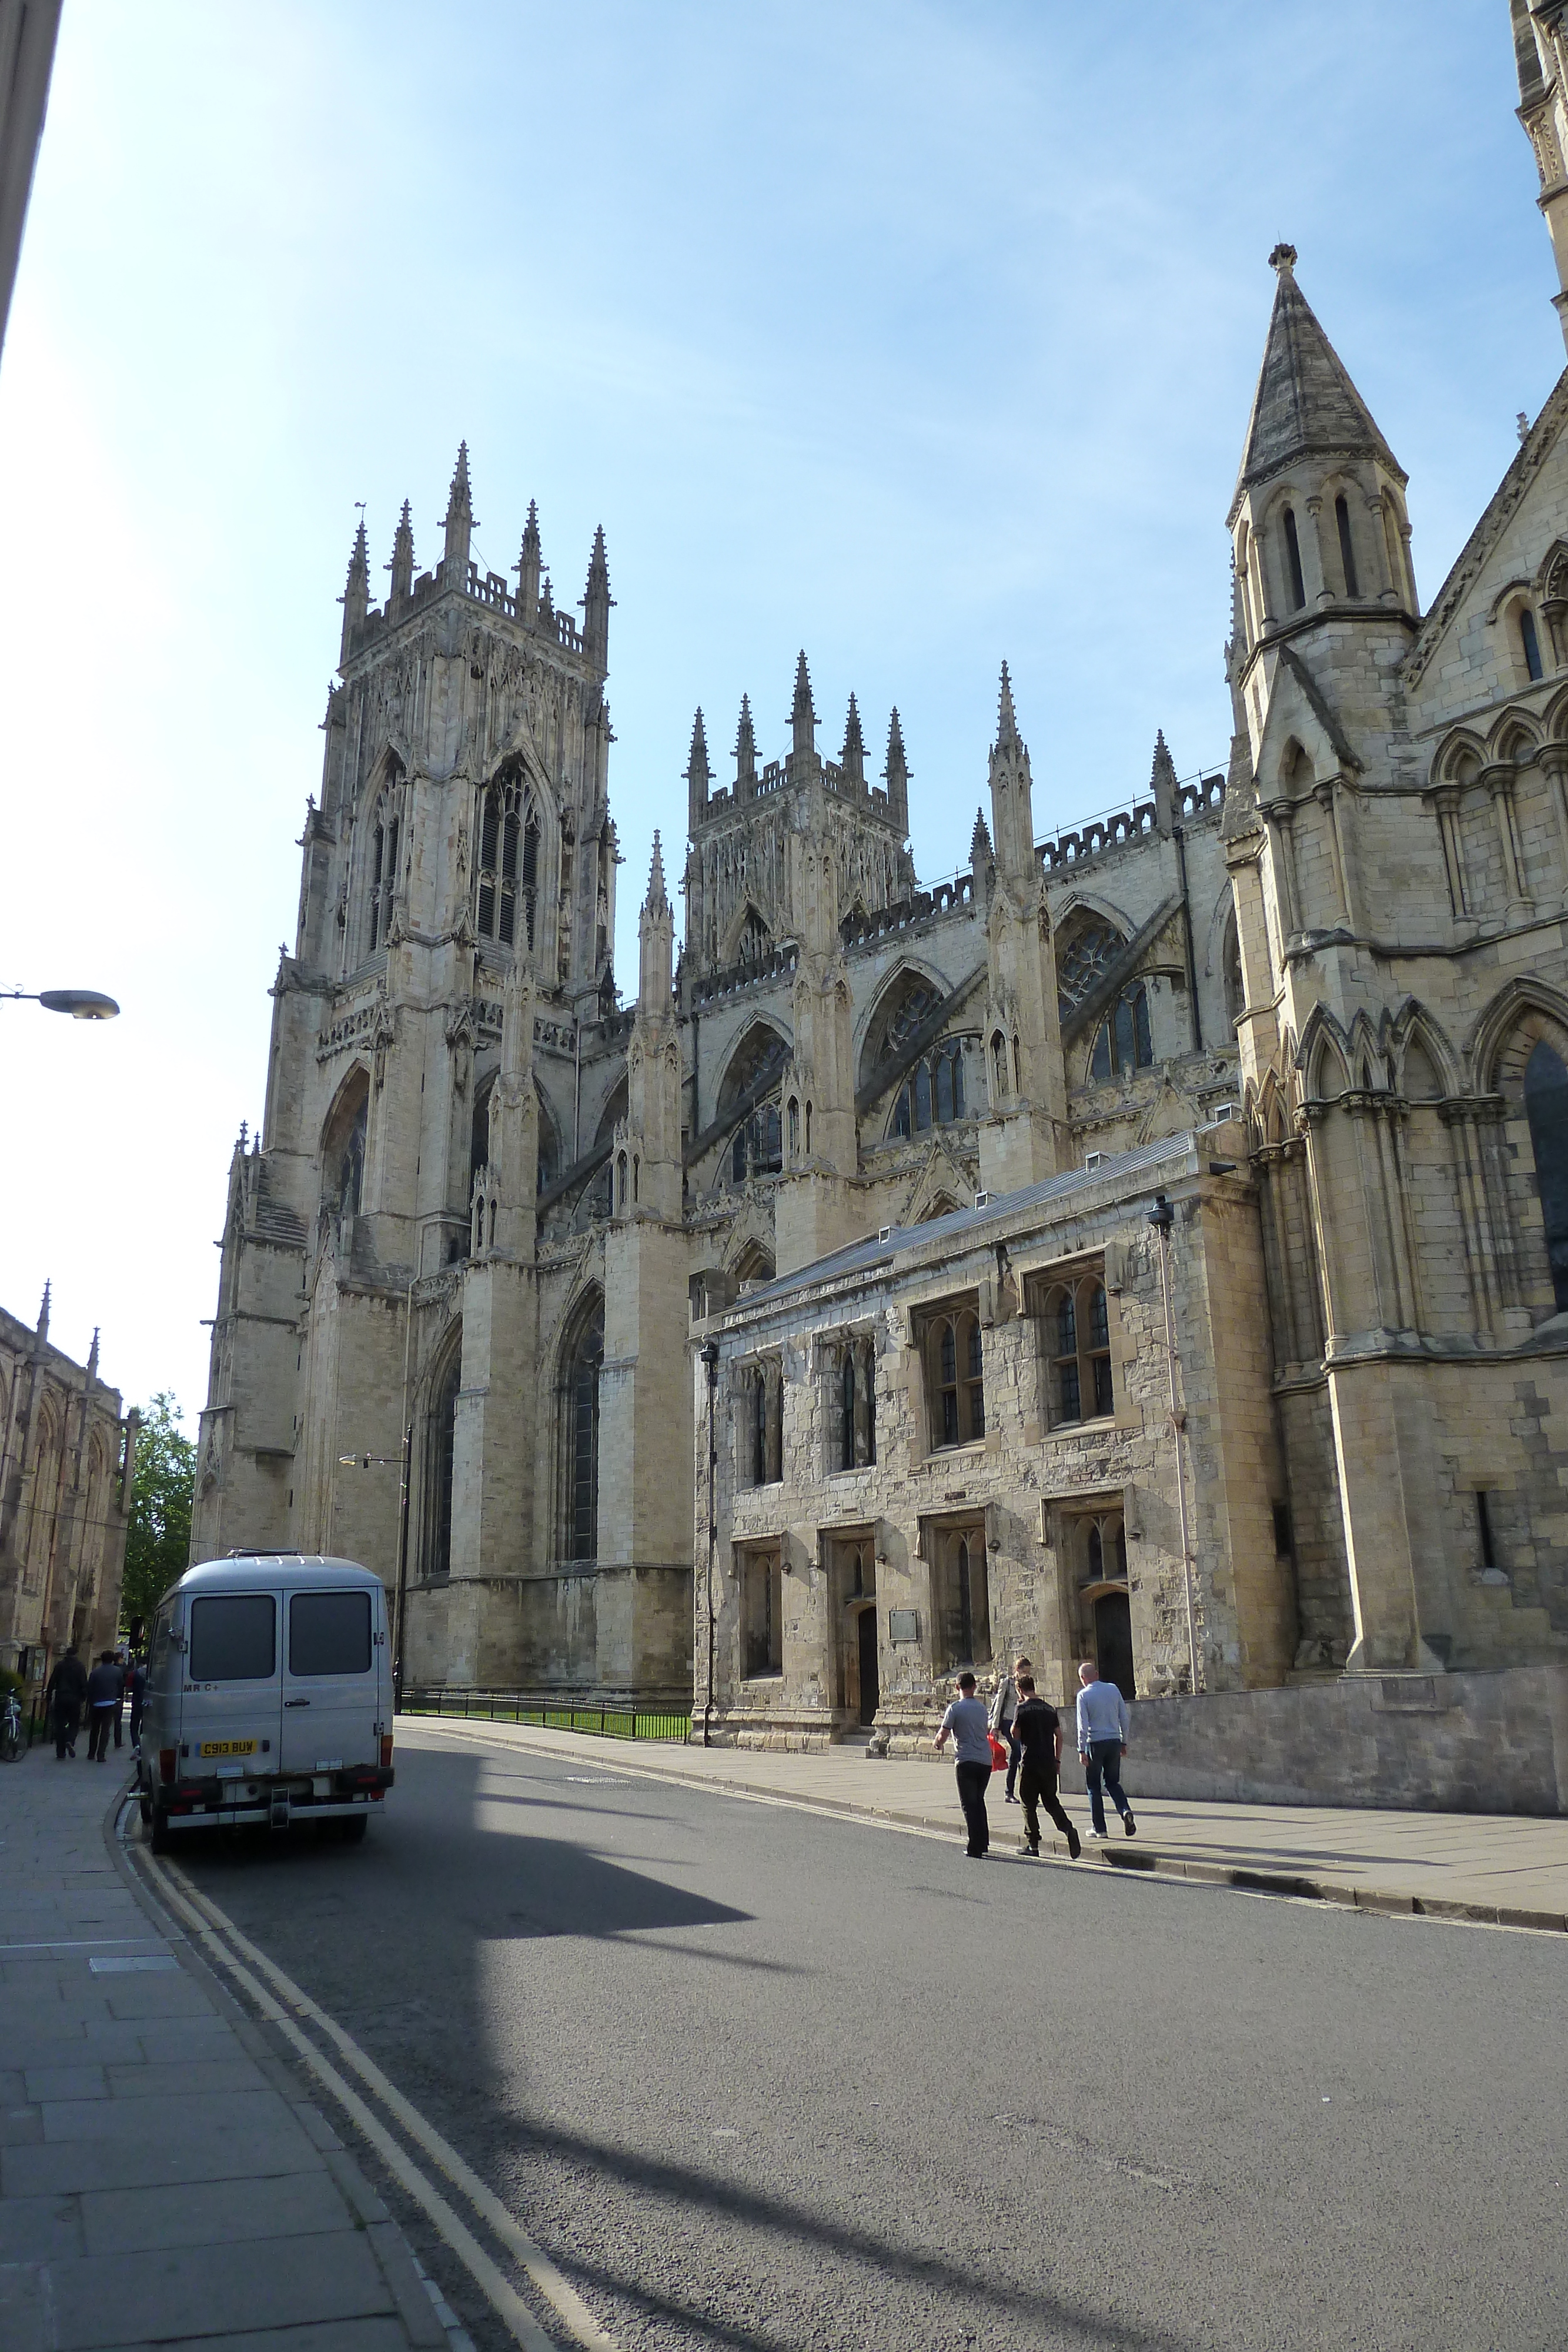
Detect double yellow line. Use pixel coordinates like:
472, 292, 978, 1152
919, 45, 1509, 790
122, 1818, 623, 2352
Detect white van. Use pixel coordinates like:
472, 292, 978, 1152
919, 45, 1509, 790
136, 1555, 394, 1851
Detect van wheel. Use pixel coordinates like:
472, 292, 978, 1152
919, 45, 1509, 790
339, 1815, 368, 1845
149, 1804, 172, 1856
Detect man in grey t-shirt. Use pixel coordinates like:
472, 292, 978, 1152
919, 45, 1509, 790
1076, 1659, 1135, 1839
934, 1671, 994, 1857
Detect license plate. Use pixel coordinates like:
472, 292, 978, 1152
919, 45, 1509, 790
199, 1739, 257, 1758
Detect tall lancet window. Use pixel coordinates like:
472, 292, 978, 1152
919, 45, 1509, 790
559, 1290, 604, 1561
1282, 508, 1307, 612
477, 770, 539, 949
1524, 1040, 1568, 1309
367, 798, 400, 951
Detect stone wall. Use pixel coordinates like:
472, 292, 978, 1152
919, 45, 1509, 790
1050, 1664, 1568, 1816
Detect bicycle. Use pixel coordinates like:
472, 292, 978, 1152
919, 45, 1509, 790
0, 1688, 25, 1763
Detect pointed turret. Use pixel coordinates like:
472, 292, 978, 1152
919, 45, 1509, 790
442, 440, 474, 583
790, 651, 817, 767
1231, 249, 1402, 517
988, 663, 1037, 880
734, 693, 757, 800
1150, 728, 1179, 838
1229, 250, 1415, 634
387, 500, 414, 607
581, 524, 612, 668
686, 708, 711, 833
638, 831, 674, 1008
86, 1329, 99, 1385
883, 707, 910, 835
1514, 1, 1568, 350
970, 806, 993, 872
516, 499, 541, 623
840, 694, 865, 787
35, 1281, 50, 1348
339, 518, 369, 663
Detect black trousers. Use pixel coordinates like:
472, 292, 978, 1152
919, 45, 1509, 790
54, 1701, 81, 1758
1005, 1725, 1021, 1798
88, 1706, 116, 1761
955, 1759, 991, 1854
1018, 1759, 1075, 1850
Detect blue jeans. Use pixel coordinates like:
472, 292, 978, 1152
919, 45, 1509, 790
1084, 1738, 1130, 1835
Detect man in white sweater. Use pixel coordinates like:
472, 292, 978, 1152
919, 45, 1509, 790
1075, 1660, 1136, 1840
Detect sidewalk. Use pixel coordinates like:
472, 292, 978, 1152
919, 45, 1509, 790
403, 1713, 1568, 1930
0, 1743, 454, 2352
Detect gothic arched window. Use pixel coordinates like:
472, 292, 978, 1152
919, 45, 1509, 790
425, 1345, 460, 1579
476, 771, 541, 949
1524, 1038, 1568, 1309
920, 1302, 984, 1449
1090, 984, 1154, 1081
367, 798, 400, 953
1335, 495, 1359, 599
559, 1292, 604, 1561
1521, 608, 1545, 683
1282, 506, 1307, 611
1041, 1274, 1114, 1426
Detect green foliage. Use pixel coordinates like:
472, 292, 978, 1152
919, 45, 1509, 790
119, 1392, 196, 1638
0, 1666, 23, 1704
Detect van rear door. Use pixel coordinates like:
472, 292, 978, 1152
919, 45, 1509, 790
280, 1585, 379, 1775
180, 1588, 283, 1783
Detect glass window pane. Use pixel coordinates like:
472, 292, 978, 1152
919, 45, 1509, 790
940, 1325, 956, 1385
1526, 1040, 1568, 1308
1057, 1292, 1076, 1356
1088, 1283, 1109, 1348
1115, 993, 1137, 1071
1093, 1355, 1114, 1416
942, 1391, 958, 1445
1059, 1362, 1081, 1422
189, 1595, 276, 1682
289, 1591, 372, 1676
914, 1059, 932, 1130
968, 1378, 985, 1441
966, 1320, 982, 1380
1133, 986, 1152, 1066
935, 1051, 954, 1125
1091, 1023, 1112, 1082
895, 1085, 911, 1139
951, 1048, 965, 1118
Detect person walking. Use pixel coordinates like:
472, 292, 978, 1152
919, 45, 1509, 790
85, 1653, 122, 1763
988, 1655, 1032, 1805
127, 1655, 147, 1752
1076, 1659, 1135, 1839
934, 1670, 994, 1857
44, 1646, 88, 1760
1012, 1675, 1080, 1860
111, 1648, 128, 1750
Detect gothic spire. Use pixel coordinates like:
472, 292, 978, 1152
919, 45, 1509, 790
35, 1281, 49, 1345
840, 693, 865, 785
734, 693, 757, 796
86, 1328, 99, 1384
1513, 1, 1568, 350
387, 500, 414, 605
1149, 728, 1179, 837
970, 806, 993, 870
443, 440, 474, 579
995, 661, 1021, 753
339, 519, 369, 660
687, 708, 711, 828
517, 499, 541, 622
582, 523, 612, 667
790, 650, 817, 763
1231, 248, 1403, 517
882, 706, 910, 831
646, 830, 669, 916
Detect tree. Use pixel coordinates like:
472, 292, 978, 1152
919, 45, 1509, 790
120, 1392, 195, 1641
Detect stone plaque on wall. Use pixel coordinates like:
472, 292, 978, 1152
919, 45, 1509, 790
888, 1610, 921, 1643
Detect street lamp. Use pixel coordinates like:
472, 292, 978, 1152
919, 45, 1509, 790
338, 1444, 414, 1713
2, 988, 119, 1020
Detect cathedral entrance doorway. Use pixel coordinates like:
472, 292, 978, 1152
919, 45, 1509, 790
1094, 1589, 1135, 1703
855, 1603, 880, 1726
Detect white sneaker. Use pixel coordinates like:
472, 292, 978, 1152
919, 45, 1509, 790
1087, 1828, 1109, 1840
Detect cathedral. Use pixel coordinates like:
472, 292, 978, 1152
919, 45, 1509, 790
193, 7, 1568, 1802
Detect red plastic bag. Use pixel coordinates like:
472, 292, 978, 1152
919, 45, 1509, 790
988, 1734, 1008, 1772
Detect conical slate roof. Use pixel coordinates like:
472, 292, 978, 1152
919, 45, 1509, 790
1230, 250, 1403, 520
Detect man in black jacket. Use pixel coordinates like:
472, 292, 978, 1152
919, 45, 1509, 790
86, 1653, 123, 1762
45, 1646, 88, 1759
1012, 1675, 1081, 1861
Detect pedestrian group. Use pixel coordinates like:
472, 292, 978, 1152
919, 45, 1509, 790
41, 1645, 146, 1762
934, 1655, 1136, 1860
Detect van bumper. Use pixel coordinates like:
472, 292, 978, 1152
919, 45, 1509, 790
156, 1766, 394, 1830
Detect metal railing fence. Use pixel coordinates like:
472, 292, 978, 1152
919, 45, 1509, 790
399, 1688, 690, 1743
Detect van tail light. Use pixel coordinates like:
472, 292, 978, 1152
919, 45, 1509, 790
380, 1733, 394, 1769
159, 1749, 176, 1785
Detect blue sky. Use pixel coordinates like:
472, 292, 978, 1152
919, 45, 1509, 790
0, 1, 1559, 1429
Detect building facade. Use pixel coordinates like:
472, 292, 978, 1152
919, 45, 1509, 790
0, 1290, 136, 1703
196, 8, 1568, 1766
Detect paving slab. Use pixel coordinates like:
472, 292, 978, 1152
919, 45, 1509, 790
402, 1712, 1568, 1923
0, 1750, 470, 2348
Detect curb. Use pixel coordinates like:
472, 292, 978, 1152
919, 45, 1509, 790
404, 1716, 1568, 1935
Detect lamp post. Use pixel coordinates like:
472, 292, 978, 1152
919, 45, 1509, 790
2, 988, 119, 1020
337, 1447, 413, 1713
1146, 1193, 1201, 1696
701, 1338, 719, 1747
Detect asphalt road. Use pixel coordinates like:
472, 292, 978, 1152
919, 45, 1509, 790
171, 1728, 1567, 2352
